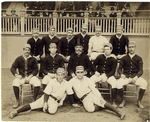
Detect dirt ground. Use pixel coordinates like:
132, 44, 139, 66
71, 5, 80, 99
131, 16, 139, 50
1, 68, 150, 122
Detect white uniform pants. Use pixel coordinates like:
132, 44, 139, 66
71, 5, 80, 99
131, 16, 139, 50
90, 75, 117, 88
12, 76, 41, 87
117, 77, 147, 89
30, 95, 58, 114
90, 52, 103, 61
82, 92, 106, 112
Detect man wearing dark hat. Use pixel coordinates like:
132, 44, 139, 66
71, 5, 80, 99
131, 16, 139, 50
42, 43, 64, 90
90, 43, 118, 107
67, 42, 93, 79
74, 23, 91, 54
109, 25, 129, 59
9, 67, 76, 119
67, 65, 125, 120
42, 26, 60, 56
2, 10, 8, 16
58, 27, 76, 62
117, 41, 147, 108
10, 44, 41, 108
88, 26, 108, 60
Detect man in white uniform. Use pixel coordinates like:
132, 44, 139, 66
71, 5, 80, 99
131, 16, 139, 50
88, 26, 108, 60
68, 66, 125, 120
9, 67, 79, 118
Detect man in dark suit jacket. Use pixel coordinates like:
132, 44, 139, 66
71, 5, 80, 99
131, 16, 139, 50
42, 26, 60, 56
74, 23, 91, 54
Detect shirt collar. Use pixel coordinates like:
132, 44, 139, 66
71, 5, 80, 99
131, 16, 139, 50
104, 54, 116, 59
33, 37, 38, 42
22, 55, 32, 60
116, 34, 122, 39
129, 53, 135, 59
81, 33, 86, 38
66, 35, 74, 42
49, 35, 54, 40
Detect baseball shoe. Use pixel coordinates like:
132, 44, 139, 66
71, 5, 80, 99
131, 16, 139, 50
137, 101, 144, 109
9, 110, 18, 119
120, 113, 126, 120
112, 102, 118, 108
119, 100, 126, 108
13, 101, 20, 109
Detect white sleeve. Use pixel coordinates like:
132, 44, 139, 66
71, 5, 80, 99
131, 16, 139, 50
66, 80, 74, 95
88, 37, 93, 54
43, 82, 52, 95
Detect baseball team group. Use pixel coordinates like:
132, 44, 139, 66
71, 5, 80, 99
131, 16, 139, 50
9, 23, 147, 120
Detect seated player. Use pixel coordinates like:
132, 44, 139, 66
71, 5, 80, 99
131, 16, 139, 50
88, 26, 108, 61
67, 42, 93, 79
117, 41, 147, 108
9, 67, 78, 119
90, 43, 118, 107
10, 44, 41, 108
68, 66, 125, 120
42, 43, 64, 90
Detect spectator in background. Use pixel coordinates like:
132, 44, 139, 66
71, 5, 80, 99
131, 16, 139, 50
43, 9, 50, 17
121, 3, 134, 17
2, 10, 8, 16
109, 7, 117, 17
10, 10, 18, 16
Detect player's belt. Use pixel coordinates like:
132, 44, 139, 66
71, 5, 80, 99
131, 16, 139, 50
80, 91, 91, 101
49, 94, 58, 102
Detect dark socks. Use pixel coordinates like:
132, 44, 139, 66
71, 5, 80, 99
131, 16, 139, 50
13, 86, 19, 101
43, 84, 47, 90
118, 88, 124, 102
112, 88, 117, 102
104, 102, 121, 116
138, 89, 146, 101
33, 87, 40, 101
17, 104, 31, 113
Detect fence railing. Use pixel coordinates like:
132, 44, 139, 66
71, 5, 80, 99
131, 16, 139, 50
1, 11, 150, 35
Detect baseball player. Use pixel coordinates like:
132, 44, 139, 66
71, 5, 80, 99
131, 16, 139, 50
74, 23, 91, 54
90, 43, 118, 108
10, 44, 41, 108
58, 27, 76, 62
117, 41, 147, 108
88, 26, 108, 60
27, 28, 43, 77
42, 43, 64, 90
9, 67, 79, 119
109, 25, 129, 59
67, 66, 125, 120
42, 26, 60, 56
67, 42, 93, 79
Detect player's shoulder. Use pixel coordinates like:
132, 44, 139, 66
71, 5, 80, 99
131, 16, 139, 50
135, 54, 142, 60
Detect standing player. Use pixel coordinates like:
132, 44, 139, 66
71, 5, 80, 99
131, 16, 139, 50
10, 44, 41, 108
42, 43, 64, 90
27, 28, 43, 77
109, 25, 129, 59
88, 26, 108, 60
42, 26, 60, 56
9, 67, 78, 118
74, 23, 91, 54
58, 27, 76, 62
117, 41, 147, 108
90, 43, 118, 107
68, 66, 125, 120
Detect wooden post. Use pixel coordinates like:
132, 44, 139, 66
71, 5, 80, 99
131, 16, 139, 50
84, 11, 89, 25
53, 10, 58, 34
20, 10, 25, 36
117, 10, 121, 28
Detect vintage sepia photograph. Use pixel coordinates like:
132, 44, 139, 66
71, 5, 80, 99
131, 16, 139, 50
1, 1, 150, 121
